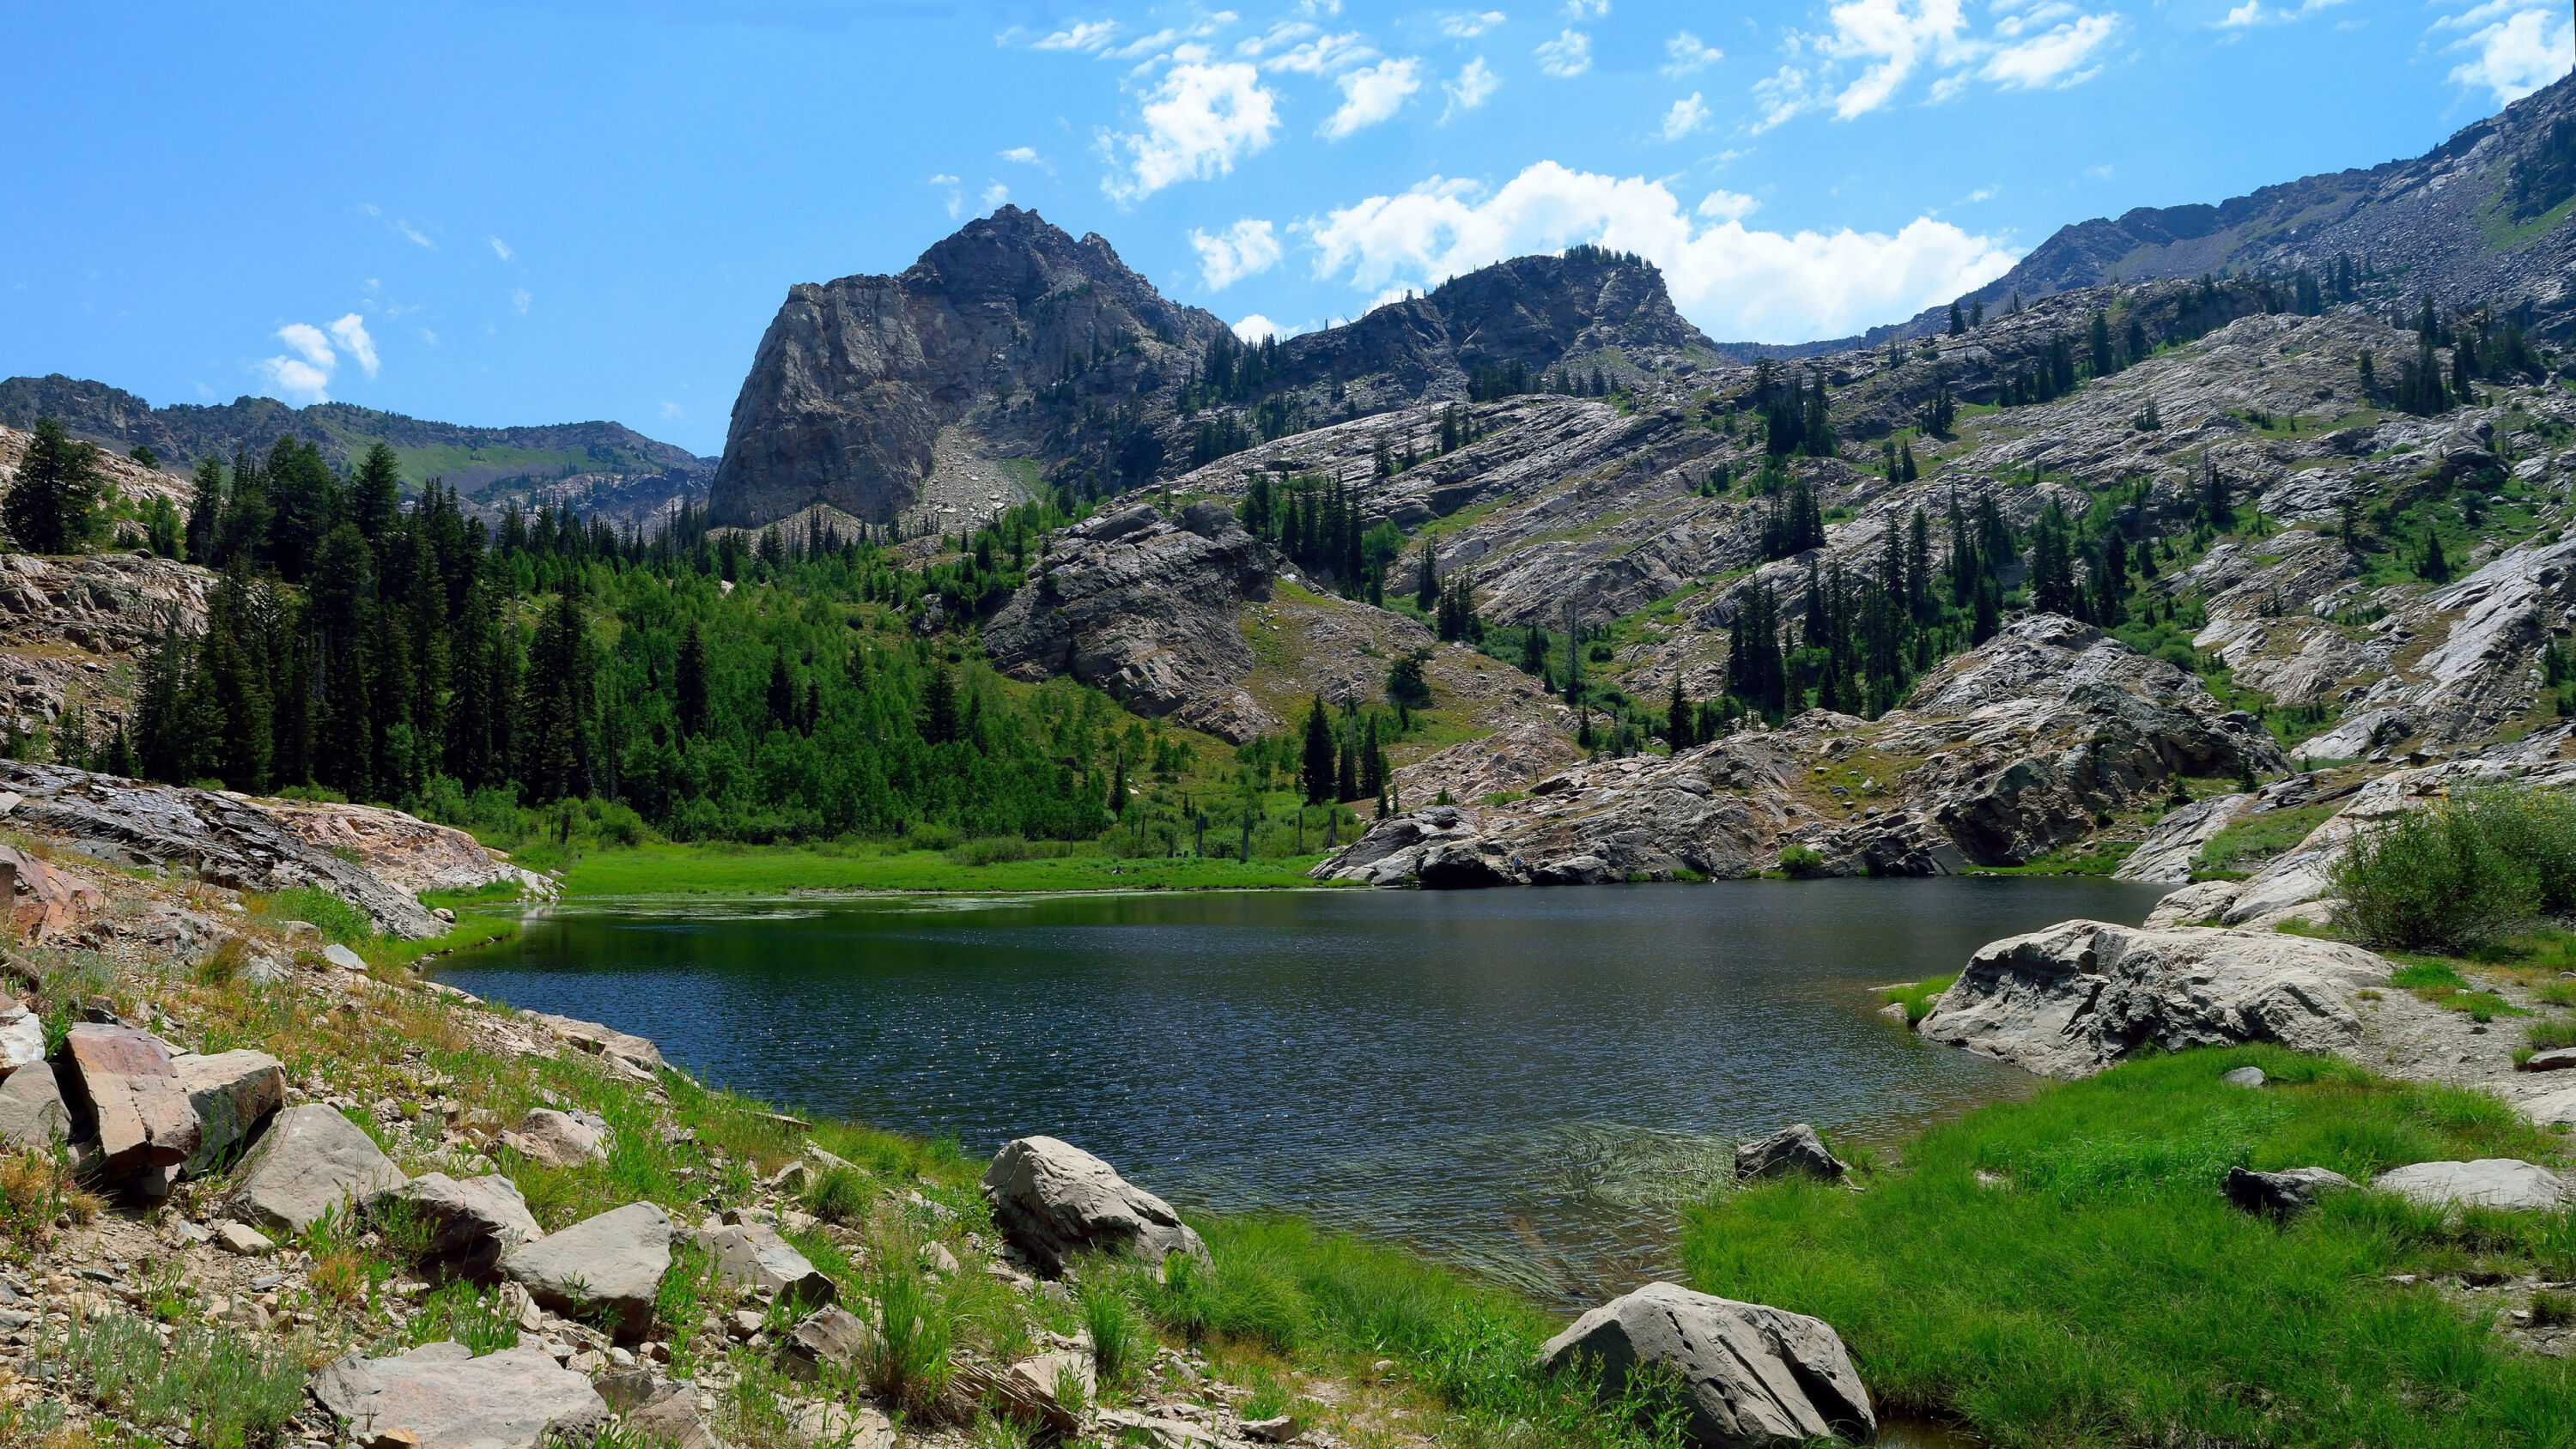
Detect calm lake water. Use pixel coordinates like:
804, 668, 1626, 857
436, 878, 2163, 1305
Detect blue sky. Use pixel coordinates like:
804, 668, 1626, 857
3, 1, 2568, 458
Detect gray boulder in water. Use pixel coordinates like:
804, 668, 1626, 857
1537, 1281, 1874, 1448
981, 1135, 1209, 1277
1918, 920, 2387, 1077
1733, 1125, 1849, 1183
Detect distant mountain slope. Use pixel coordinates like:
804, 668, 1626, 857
1956, 70, 2576, 325
709, 208, 1716, 529
0, 374, 712, 525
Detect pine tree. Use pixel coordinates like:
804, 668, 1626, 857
350, 443, 402, 544
517, 585, 595, 800
1947, 300, 1966, 336
1667, 676, 1693, 750
307, 523, 375, 799
1301, 696, 1336, 805
1335, 728, 1358, 802
2088, 311, 2116, 378
675, 622, 710, 737
1109, 751, 1128, 816
185, 456, 225, 563
767, 652, 798, 731
4, 418, 101, 555
920, 666, 963, 743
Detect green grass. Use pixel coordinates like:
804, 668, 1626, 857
1880, 974, 1957, 1025
1975, 840, 2138, 876
1680, 1046, 2576, 1449
2189, 801, 2337, 880
557, 841, 1342, 896
37, 1313, 307, 1449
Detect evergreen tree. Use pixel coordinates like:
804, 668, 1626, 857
185, 456, 226, 562
920, 666, 963, 744
350, 442, 402, 544
1301, 696, 1335, 805
675, 622, 710, 738
307, 523, 375, 799
1666, 676, 1693, 750
2088, 311, 2116, 377
517, 585, 595, 800
3, 418, 101, 555
1947, 300, 1966, 336
1335, 727, 1358, 802
1414, 541, 1437, 610
767, 652, 798, 731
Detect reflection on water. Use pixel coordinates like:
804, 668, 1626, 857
436, 877, 2160, 1306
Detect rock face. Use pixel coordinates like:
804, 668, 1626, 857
228, 1103, 407, 1233
986, 502, 1277, 737
1535, 1282, 1874, 1449
373, 1173, 544, 1282
501, 1202, 671, 1341
171, 1048, 286, 1177
2372, 1159, 2568, 1211
309, 1341, 608, 1449
1315, 618, 2281, 888
711, 207, 1228, 527
0, 845, 105, 943
260, 796, 541, 897
61, 1024, 191, 1178
1734, 1125, 1849, 1184
1917, 921, 2388, 1077
0, 762, 444, 937
981, 1136, 1209, 1277
2224, 1166, 2354, 1219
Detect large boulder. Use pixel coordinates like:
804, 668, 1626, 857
701, 1220, 836, 1308
1917, 921, 2387, 1077
501, 1202, 671, 1341
228, 1103, 404, 1233
0, 843, 106, 943
499, 1107, 609, 1168
172, 1048, 286, 1177
0, 997, 43, 1074
2223, 1166, 2354, 1220
60, 1024, 192, 1177
1536, 1282, 1874, 1448
781, 1304, 881, 1380
981, 1136, 1209, 1277
309, 1341, 607, 1449
372, 1173, 544, 1282
1733, 1125, 1848, 1183
2372, 1160, 2569, 1211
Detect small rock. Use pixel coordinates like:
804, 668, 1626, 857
501, 1202, 671, 1342
2372, 1160, 2570, 1211
369, 1173, 544, 1282
981, 1136, 1209, 1276
1537, 1282, 1874, 1447
780, 1305, 880, 1379
2221, 1066, 2267, 1088
324, 943, 368, 972
308, 1342, 606, 1449
1243, 1416, 1302, 1443
1734, 1125, 1850, 1183
700, 1220, 835, 1308
214, 1222, 274, 1256
0, 1061, 69, 1150
497, 1109, 609, 1169
921, 1241, 961, 1275
230, 1103, 407, 1234
2522, 1047, 2576, 1073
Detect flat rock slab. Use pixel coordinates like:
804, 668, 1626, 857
981, 1135, 1209, 1276
310, 1341, 606, 1449
231, 1103, 407, 1234
2373, 1159, 2569, 1211
373, 1173, 544, 1282
501, 1202, 670, 1341
2522, 1047, 2576, 1072
1918, 921, 2387, 1077
1537, 1281, 1875, 1448
2520, 1088, 2576, 1128
700, 1220, 835, 1308
498, 1108, 607, 1168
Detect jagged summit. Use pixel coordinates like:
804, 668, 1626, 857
708, 218, 1719, 530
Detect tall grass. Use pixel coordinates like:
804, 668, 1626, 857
39, 1315, 306, 1449
864, 1222, 954, 1417
2334, 784, 2576, 950
1680, 1046, 2576, 1449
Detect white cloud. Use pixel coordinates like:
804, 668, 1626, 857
1102, 61, 1279, 202
999, 146, 1050, 171
1697, 190, 1759, 221
1233, 313, 1298, 342
659, 401, 684, 421
1535, 28, 1591, 76
981, 181, 1011, 209
928, 173, 960, 184
2438, 1, 2573, 104
1443, 56, 1501, 118
1981, 12, 2121, 88
419, 329, 440, 346
510, 288, 532, 314
1662, 30, 1722, 75
1262, 30, 1373, 72
394, 219, 436, 250
2083, 163, 2113, 179
487, 235, 513, 262
1441, 11, 1507, 38
1662, 92, 1710, 139
1302, 160, 2017, 341
1752, 0, 2121, 126
276, 324, 334, 370
1035, 19, 1121, 51
931, 173, 963, 216
1322, 57, 1424, 137
1191, 218, 1285, 288
1561, 0, 1609, 16
326, 314, 379, 377
255, 358, 331, 405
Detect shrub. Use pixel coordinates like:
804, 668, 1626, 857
1777, 846, 1827, 879
801, 1165, 872, 1224
948, 836, 1034, 867
2331, 794, 2543, 950
1880, 973, 1957, 1025
1077, 1275, 1146, 1387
